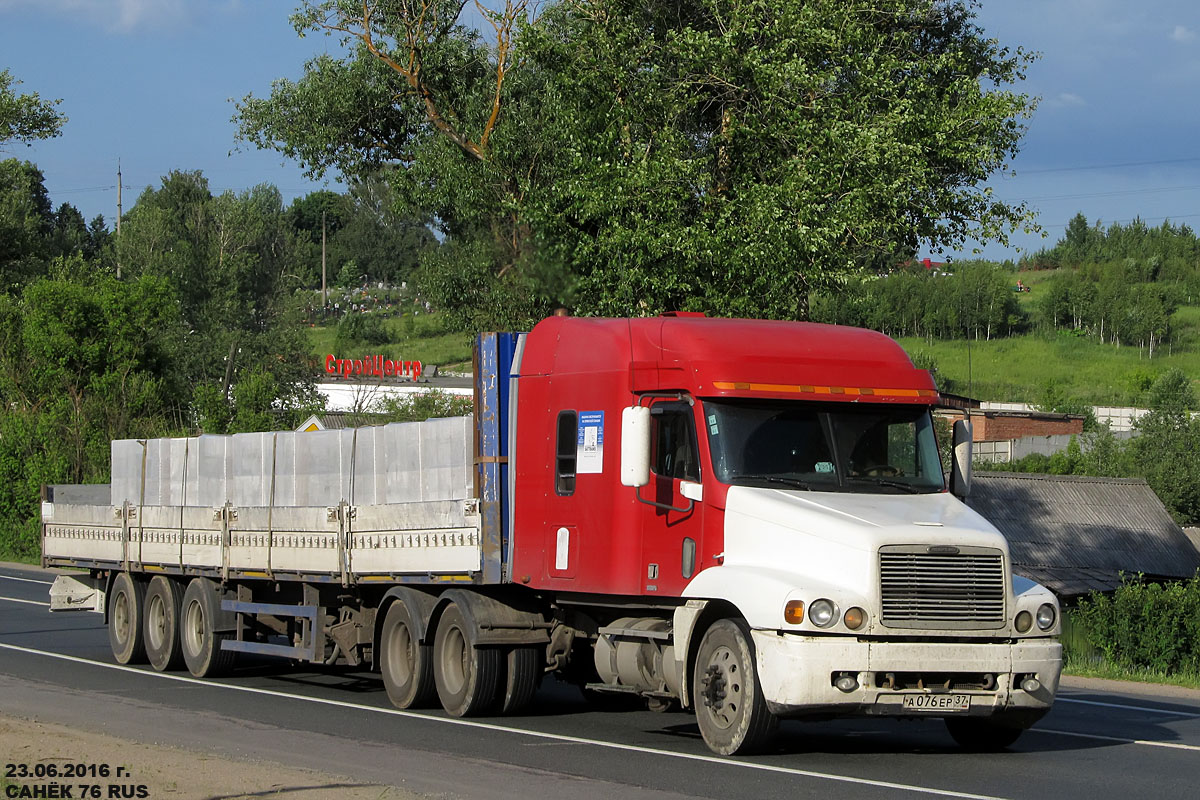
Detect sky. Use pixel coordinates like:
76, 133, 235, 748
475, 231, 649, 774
2, 0, 1200, 263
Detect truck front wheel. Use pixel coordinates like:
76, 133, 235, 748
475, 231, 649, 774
107, 572, 146, 665
380, 601, 436, 709
693, 619, 778, 755
433, 603, 502, 717
945, 717, 1025, 751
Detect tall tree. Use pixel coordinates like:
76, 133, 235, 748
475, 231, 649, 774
114, 171, 322, 427
238, 1, 552, 328
241, 0, 1036, 324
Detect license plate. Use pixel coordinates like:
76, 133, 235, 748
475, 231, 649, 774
902, 694, 970, 712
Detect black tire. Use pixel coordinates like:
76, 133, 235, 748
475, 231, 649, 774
143, 576, 184, 672
693, 619, 778, 756
501, 646, 541, 715
945, 717, 1025, 751
433, 603, 502, 717
179, 578, 237, 678
380, 600, 437, 709
107, 572, 147, 665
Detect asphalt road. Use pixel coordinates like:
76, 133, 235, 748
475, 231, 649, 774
3, 563, 1199, 800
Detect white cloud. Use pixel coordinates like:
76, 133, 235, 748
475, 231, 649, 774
0, 0, 189, 32
1171, 25, 1197, 43
1047, 92, 1088, 108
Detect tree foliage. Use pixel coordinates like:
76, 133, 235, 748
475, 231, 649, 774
113, 171, 324, 424
527, 0, 1037, 318
812, 262, 1024, 340
0, 69, 66, 146
0, 267, 187, 558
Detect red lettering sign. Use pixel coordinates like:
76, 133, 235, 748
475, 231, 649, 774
324, 354, 423, 380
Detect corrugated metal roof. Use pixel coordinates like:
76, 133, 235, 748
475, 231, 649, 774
968, 473, 1200, 598
297, 412, 391, 431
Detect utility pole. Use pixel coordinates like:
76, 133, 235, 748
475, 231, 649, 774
321, 209, 327, 308
116, 160, 123, 279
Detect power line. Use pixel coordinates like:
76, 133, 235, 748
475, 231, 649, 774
1038, 213, 1200, 231
1016, 157, 1200, 175
1007, 184, 1200, 203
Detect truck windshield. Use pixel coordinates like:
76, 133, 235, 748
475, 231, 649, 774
703, 400, 945, 494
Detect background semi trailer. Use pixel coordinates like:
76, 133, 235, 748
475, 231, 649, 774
42, 314, 1062, 755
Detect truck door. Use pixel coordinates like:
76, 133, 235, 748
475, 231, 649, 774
641, 399, 705, 596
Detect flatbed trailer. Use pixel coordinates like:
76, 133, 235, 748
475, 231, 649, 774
43, 317, 1061, 755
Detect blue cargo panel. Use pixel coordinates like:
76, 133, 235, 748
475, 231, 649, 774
475, 332, 518, 583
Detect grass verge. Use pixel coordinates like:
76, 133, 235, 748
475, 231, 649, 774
1063, 660, 1200, 692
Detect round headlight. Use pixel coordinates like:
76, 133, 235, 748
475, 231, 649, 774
1015, 610, 1032, 633
809, 598, 838, 628
843, 607, 866, 630
1036, 603, 1057, 631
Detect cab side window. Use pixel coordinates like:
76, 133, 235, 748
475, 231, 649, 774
555, 411, 578, 495
651, 403, 700, 481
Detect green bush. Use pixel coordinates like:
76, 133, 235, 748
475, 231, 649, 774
1071, 575, 1200, 675
369, 390, 474, 423
335, 312, 391, 350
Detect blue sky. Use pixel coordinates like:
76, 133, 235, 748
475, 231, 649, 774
2, 0, 1199, 263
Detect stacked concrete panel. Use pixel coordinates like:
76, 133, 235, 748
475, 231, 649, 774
110, 418, 475, 508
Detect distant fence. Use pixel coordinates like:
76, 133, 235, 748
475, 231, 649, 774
974, 431, 1136, 464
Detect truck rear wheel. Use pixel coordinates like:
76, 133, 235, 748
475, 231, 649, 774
693, 619, 778, 755
144, 576, 184, 672
433, 603, 502, 717
380, 600, 436, 709
107, 572, 147, 665
501, 646, 541, 715
180, 578, 237, 678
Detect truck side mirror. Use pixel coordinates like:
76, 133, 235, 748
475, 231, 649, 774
950, 419, 973, 499
621, 406, 651, 487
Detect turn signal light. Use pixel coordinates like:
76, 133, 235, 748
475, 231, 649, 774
843, 607, 866, 630
784, 600, 805, 625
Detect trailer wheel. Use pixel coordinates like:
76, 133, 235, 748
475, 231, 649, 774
433, 603, 502, 717
107, 572, 147, 665
945, 717, 1025, 751
693, 619, 778, 755
501, 646, 542, 715
180, 578, 237, 678
380, 601, 436, 709
144, 576, 184, 672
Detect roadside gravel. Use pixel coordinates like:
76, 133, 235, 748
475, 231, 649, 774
0, 713, 421, 800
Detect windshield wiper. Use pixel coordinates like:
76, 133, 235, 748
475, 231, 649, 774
732, 474, 814, 491
847, 477, 922, 494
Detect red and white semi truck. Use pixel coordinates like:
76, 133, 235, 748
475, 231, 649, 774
43, 314, 1061, 755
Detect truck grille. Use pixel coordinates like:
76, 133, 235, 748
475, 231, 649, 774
879, 546, 1006, 629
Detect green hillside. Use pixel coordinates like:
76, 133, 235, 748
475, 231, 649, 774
900, 308, 1200, 406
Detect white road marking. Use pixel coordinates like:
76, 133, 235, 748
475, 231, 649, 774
1037, 727, 1200, 752
0, 595, 50, 607
0, 642, 1006, 800
0, 574, 53, 586
1056, 696, 1198, 718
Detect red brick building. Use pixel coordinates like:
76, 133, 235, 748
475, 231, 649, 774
937, 409, 1085, 442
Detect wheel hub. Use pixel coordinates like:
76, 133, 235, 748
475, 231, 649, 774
700, 663, 728, 709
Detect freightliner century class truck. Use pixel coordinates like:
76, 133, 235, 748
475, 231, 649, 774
42, 314, 1061, 755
